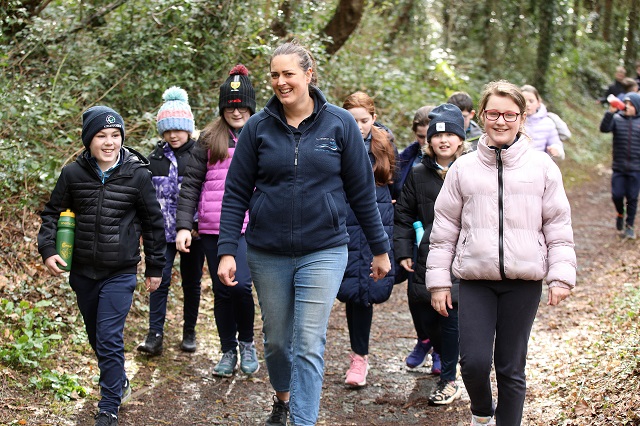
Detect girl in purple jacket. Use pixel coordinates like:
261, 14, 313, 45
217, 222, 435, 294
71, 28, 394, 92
175, 65, 259, 377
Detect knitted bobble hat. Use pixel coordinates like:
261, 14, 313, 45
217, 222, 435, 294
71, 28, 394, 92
156, 86, 195, 135
219, 64, 256, 116
427, 103, 466, 142
81, 106, 125, 149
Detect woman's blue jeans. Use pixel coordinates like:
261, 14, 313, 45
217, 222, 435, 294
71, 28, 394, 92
247, 244, 348, 426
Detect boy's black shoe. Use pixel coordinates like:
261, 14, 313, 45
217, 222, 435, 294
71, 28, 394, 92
265, 395, 289, 425
616, 215, 624, 231
121, 378, 131, 404
137, 332, 163, 356
94, 412, 118, 426
180, 330, 197, 352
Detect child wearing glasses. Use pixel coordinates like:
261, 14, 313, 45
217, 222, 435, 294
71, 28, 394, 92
137, 86, 206, 356
395, 103, 466, 405
175, 64, 260, 377
427, 81, 576, 426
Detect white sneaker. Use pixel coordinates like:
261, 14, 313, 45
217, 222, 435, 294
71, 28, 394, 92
471, 414, 496, 425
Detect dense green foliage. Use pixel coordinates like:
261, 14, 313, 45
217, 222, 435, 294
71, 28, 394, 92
1, 0, 635, 211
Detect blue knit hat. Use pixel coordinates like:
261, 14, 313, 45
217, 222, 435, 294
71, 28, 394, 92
156, 86, 195, 135
427, 103, 466, 142
81, 106, 125, 149
623, 93, 640, 116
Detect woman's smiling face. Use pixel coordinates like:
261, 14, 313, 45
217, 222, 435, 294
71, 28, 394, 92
270, 54, 312, 109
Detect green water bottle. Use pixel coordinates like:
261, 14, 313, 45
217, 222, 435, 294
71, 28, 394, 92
56, 209, 75, 271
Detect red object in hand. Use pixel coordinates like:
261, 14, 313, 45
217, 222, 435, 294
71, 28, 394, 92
607, 94, 626, 110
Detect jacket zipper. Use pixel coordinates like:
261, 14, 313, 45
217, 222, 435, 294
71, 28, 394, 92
495, 148, 507, 280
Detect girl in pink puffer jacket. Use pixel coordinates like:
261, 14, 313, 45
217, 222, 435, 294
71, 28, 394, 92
426, 80, 577, 426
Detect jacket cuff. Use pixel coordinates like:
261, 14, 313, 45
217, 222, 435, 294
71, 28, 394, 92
547, 280, 573, 290
40, 245, 58, 262
144, 266, 163, 278
217, 241, 238, 258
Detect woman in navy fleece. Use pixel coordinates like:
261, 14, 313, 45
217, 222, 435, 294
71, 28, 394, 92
216, 41, 391, 426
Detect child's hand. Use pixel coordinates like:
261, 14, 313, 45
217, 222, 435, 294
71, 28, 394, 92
430, 289, 452, 317
146, 276, 161, 292
370, 253, 391, 282
547, 146, 560, 157
176, 229, 192, 252
400, 258, 414, 272
44, 255, 66, 276
548, 286, 571, 306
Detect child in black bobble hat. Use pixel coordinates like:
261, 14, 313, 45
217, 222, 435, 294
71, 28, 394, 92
218, 64, 257, 116
38, 105, 166, 426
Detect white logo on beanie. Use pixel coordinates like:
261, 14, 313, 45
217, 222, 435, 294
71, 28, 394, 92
106, 115, 116, 124
436, 122, 446, 132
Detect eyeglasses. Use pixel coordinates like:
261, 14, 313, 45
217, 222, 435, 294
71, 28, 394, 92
483, 110, 520, 122
224, 107, 249, 114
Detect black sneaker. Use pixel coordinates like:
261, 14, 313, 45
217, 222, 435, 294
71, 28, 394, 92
617, 215, 624, 231
181, 330, 196, 352
121, 378, 131, 405
94, 411, 118, 426
137, 332, 163, 356
265, 395, 289, 426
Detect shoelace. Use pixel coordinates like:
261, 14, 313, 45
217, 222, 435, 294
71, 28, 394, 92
349, 355, 367, 374
240, 344, 254, 359
269, 400, 288, 421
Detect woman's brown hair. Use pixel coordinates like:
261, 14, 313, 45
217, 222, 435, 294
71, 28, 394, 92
342, 91, 395, 186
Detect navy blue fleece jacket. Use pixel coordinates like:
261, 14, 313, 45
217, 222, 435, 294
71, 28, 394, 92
217, 89, 390, 257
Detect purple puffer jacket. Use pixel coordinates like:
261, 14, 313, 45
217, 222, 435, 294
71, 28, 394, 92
426, 134, 576, 291
524, 103, 565, 159
176, 142, 248, 235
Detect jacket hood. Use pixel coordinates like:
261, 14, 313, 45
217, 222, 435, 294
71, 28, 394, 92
527, 103, 549, 123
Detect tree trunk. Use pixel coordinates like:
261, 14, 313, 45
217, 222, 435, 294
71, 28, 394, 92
322, 0, 365, 55
533, 0, 556, 96
570, 0, 581, 46
480, 0, 496, 73
624, 0, 638, 72
384, 0, 415, 48
270, 0, 296, 39
602, 0, 613, 42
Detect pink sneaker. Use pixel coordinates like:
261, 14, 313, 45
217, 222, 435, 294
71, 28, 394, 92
345, 353, 369, 387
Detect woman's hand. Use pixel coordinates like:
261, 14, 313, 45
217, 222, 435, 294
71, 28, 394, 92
370, 253, 391, 281
218, 255, 238, 286
176, 229, 192, 253
400, 258, 414, 272
430, 289, 452, 317
548, 286, 571, 306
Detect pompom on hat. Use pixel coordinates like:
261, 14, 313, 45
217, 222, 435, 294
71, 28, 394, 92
219, 64, 256, 116
81, 106, 125, 149
427, 103, 466, 142
156, 86, 195, 135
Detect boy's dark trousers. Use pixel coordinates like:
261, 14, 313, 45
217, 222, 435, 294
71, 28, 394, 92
70, 272, 137, 415
611, 170, 640, 227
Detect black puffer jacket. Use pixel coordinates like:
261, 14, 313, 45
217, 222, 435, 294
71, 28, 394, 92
393, 155, 459, 304
38, 147, 166, 280
600, 96, 640, 173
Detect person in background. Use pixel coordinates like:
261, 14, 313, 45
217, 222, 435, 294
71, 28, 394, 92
599, 92, 640, 240
635, 61, 640, 87
137, 86, 205, 356
338, 91, 397, 388
175, 65, 260, 376
395, 105, 441, 374
427, 81, 576, 425
38, 106, 166, 426
598, 66, 627, 104
395, 103, 466, 406
521, 84, 565, 160
216, 41, 391, 426
447, 91, 483, 151
617, 77, 639, 99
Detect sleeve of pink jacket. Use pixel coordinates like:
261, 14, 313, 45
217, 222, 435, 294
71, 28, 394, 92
425, 163, 463, 291
541, 159, 577, 289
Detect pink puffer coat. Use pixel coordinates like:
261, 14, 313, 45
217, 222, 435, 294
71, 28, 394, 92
426, 134, 576, 290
